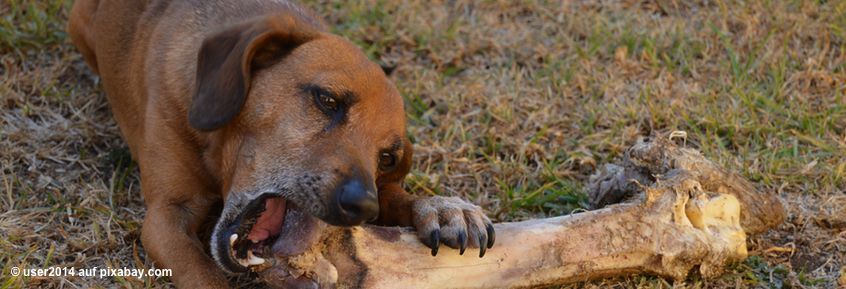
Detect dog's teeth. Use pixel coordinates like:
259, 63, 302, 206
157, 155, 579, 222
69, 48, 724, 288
236, 251, 266, 267
246, 251, 266, 265
229, 234, 264, 267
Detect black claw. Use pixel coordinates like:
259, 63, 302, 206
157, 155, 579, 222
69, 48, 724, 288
430, 230, 440, 256
479, 234, 487, 258
458, 230, 467, 255
486, 223, 496, 249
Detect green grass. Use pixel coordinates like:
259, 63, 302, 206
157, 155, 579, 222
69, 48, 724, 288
1, 0, 844, 288
0, 0, 70, 54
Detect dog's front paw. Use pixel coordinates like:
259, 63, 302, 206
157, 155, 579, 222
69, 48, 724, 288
412, 196, 495, 257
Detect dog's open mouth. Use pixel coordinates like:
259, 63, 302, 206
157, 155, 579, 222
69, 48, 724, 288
213, 193, 288, 272
213, 191, 327, 274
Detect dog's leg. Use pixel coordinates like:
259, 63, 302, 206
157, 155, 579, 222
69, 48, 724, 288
68, 0, 100, 74
142, 200, 228, 288
376, 183, 495, 257
139, 159, 229, 288
375, 183, 416, 227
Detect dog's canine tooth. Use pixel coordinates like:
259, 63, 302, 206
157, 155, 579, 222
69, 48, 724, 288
247, 251, 266, 265
230, 234, 238, 248
236, 251, 266, 267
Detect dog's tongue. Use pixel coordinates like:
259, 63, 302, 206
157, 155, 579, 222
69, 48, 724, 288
247, 197, 286, 242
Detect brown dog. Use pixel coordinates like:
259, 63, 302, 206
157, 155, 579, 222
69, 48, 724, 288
68, 0, 494, 287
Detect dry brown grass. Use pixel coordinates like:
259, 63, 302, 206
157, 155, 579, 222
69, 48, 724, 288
1, 0, 844, 288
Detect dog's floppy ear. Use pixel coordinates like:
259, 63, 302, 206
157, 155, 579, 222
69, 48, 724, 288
189, 14, 321, 131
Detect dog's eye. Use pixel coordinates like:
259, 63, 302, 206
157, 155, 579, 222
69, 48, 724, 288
317, 93, 338, 112
379, 152, 397, 171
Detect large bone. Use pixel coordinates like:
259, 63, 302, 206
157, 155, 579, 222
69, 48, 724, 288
257, 134, 784, 288
588, 133, 785, 234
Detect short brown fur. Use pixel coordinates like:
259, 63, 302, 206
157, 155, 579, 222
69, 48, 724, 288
68, 0, 494, 287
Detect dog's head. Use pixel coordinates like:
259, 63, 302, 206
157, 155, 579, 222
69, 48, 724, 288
193, 12, 411, 273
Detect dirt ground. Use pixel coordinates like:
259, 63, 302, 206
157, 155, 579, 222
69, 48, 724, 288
1, 0, 844, 288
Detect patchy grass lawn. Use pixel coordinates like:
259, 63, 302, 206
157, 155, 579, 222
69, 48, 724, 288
1, 0, 844, 288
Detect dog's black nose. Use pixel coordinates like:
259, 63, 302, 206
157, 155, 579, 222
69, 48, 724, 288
336, 179, 379, 225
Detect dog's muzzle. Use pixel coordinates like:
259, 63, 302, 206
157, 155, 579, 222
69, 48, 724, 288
210, 191, 287, 273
